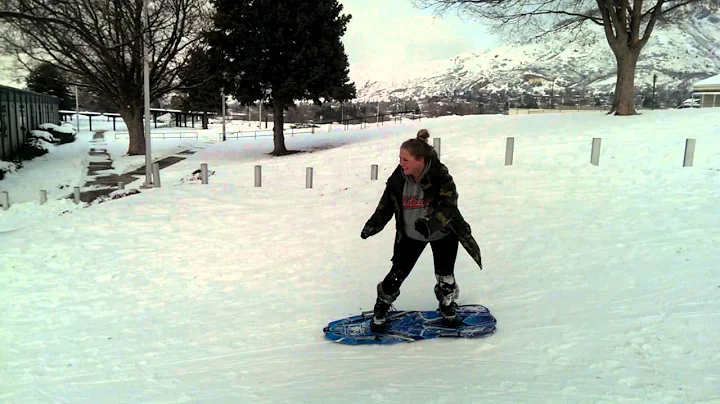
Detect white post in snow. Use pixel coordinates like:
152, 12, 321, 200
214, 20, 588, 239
142, 0, 153, 188
591, 138, 602, 166
152, 163, 161, 188
73, 187, 80, 204
201, 163, 209, 184
505, 137, 515, 166
1, 191, 9, 210
371, 164, 378, 180
40, 190, 47, 205
433, 138, 441, 159
254, 165, 262, 187
258, 101, 262, 128
306, 167, 313, 188
683, 138, 696, 167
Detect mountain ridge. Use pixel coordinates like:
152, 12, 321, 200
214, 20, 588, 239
351, 10, 720, 102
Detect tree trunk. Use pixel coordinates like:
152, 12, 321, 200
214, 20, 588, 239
119, 102, 146, 155
271, 100, 288, 156
609, 47, 640, 116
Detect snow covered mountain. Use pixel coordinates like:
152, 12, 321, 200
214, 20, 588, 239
351, 9, 720, 102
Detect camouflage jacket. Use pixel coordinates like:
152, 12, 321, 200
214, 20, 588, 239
362, 151, 483, 270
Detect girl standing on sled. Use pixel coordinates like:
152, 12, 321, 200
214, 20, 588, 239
360, 129, 484, 333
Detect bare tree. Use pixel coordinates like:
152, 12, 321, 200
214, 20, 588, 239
411, 0, 719, 115
0, 0, 211, 154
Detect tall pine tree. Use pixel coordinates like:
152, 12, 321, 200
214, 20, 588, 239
175, 47, 225, 115
25, 62, 74, 110
207, 0, 356, 155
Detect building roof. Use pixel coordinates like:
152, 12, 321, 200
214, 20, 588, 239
0, 84, 60, 98
693, 73, 720, 92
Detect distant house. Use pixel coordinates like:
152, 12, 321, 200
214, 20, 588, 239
692, 73, 720, 108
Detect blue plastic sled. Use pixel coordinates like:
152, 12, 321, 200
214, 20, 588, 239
323, 304, 497, 345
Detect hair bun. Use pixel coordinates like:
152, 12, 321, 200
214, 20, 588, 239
416, 129, 430, 142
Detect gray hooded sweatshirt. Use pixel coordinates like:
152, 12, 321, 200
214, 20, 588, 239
401, 160, 451, 242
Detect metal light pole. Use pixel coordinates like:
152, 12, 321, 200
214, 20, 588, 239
221, 88, 226, 141
75, 85, 80, 131
142, 0, 153, 187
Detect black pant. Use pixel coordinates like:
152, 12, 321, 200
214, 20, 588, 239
381, 231, 459, 296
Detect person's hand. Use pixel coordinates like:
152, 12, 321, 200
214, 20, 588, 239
414, 217, 431, 238
361, 226, 376, 239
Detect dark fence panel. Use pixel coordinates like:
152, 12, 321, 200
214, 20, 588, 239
0, 85, 60, 160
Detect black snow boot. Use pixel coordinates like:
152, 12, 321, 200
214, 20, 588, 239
371, 299, 391, 333
434, 275, 460, 322
371, 282, 399, 333
438, 301, 459, 322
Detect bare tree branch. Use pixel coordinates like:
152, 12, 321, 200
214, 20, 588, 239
0, 0, 209, 154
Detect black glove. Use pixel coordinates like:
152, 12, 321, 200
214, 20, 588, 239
361, 226, 375, 239
414, 217, 431, 238
415, 216, 443, 238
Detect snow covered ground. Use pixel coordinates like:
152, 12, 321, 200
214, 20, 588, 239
1, 108, 719, 403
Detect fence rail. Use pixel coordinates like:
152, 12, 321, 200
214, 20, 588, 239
113, 131, 199, 139
223, 127, 316, 140
222, 110, 421, 140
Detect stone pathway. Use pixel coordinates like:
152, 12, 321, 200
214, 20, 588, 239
68, 130, 207, 204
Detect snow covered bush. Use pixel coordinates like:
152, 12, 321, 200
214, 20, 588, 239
38, 122, 76, 144
27, 137, 55, 153
0, 160, 18, 180
14, 131, 55, 161
0, 123, 74, 181
31, 130, 56, 143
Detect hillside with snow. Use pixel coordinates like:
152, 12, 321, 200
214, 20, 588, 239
352, 9, 720, 102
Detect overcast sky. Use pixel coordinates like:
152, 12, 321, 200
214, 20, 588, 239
0, 1, 501, 89
338, 0, 500, 82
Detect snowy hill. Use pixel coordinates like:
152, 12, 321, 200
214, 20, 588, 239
352, 10, 720, 102
1, 108, 719, 402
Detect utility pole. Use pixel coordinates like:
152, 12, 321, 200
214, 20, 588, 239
142, 0, 153, 188
75, 85, 79, 132
221, 88, 226, 141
